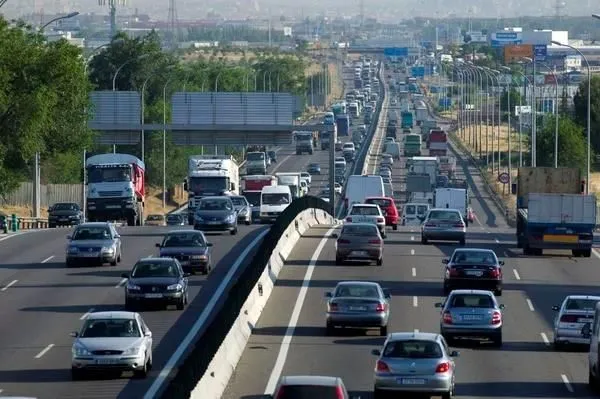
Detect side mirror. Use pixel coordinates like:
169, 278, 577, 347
183, 273, 191, 278
70, 331, 78, 337
552, 305, 560, 311
183, 180, 188, 191
371, 349, 381, 356
66, 235, 72, 239
384, 290, 391, 299
207, 242, 213, 247
499, 260, 505, 266
121, 273, 129, 279
450, 350, 460, 357
331, 233, 338, 238
144, 331, 152, 337
114, 234, 121, 239
442, 258, 449, 264
434, 302, 443, 308
325, 292, 332, 298
499, 304, 505, 310
155, 243, 161, 247
582, 323, 592, 339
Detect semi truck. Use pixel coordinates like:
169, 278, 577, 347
331, 102, 347, 116
514, 167, 596, 257
404, 134, 422, 156
295, 131, 315, 155
407, 156, 439, 187
401, 111, 414, 128
85, 153, 145, 226
335, 114, 350, 137
246, 151, 267, 175
185, 155, 240, 224
429, 130, 448, 156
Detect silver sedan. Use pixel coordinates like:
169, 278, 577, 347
334, 222, 384, 265
552, 295, 600, 348
372, 332, 458, 398
65, 222, 122, 267
421, 208, 466, 245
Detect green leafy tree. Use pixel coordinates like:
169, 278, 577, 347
536, 116, 587, 172
573, 75, 600, 154
500, 88, 521, 113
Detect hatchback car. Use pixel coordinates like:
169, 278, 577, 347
70, 311, 152, 380
372, 332, 458, 398
442, 248, 504, 296
145, 214, 165, 226
156, 230, 213, 274
381, 153, 394, 167
335, 156, 347, 167
165, 214, 185, 226
268, 150, 277, 163
378, 168, 392, 180
345, 203, 386, 237
333, 223, 384, 265
193, 196, 238, 235
552, 295, 600, 348
325, 281, 390, 335
436, 289, 504, 346
365, 197, 399, 230
300, 172, 312, 186
308, 163, 321, 175
65, 222, 122, 267
421, 208, 466, 245
269, 375, 355, 399
122, 257, 189, 310
230, 195, 252, 225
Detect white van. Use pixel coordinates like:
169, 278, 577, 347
260, 185, 292, 223
323, 112, 335, 125
344, 175, 385, 211
402, 203, 430, 226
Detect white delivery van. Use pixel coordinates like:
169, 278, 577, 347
434, 188, 468, 224
260, 185, 292, 223
344, 175, 385, 211
403, 203, 430, 226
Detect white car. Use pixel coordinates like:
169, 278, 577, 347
300, 172, 312, 186
385, 137, 395, 143
379, 168, 392, 179
326, 183, 343, 195
344, 203, 386, 238
381, 153, 394, 166
335, 157, 347, 168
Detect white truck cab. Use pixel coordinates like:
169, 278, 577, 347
260, 185, 292, 223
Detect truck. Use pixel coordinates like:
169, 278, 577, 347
185, 155, 240, 224
241, 175, 278, 221
335, 114, 350, 136
246, 151, 267, 175
295, 131, 315, 155
404, 134, 422, 156
401, 111, 413, 128
407, 156, 439, 187
435, 188, 468, 223
514, 167, 596, 257
348, 102, 359, 118
439, 156, 456, 178
321, 130, 331, 150
85, 153, 145, 226
415, 105, 428, 125
275, 172, 302, 199
331, 102, 347, 116
429, 130, 448, 156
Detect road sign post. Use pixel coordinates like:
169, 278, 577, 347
498, 172, 510, 195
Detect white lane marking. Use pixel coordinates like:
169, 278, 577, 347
414, 329, 419, 333
34, 344, 54, 359
411, 236, 415, 241
410, 229, 415, 233
494, 238, 500, 244
115, 278, 127, 288
0, 389, 3, 394
513, 269, 521, 280
593, 249, 600, 259
41, 255, 54, 263
0, 232, 26, 242
263, 227, 337, 395
561, 374, 574, 393
540, 332, 550, 345
411, 267, 416, 277
410, 249, 415, 255
1, 280, 18, 291
271, 155, 292, 174
526, 298, 535, 312
413, 296, 418, 307
473, 214, 482, 226
80, 308, 95, 320
145, 229, 269, 399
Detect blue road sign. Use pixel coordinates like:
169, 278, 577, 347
411, 66, 426, 78
491, 39, 523, 48
534, 44, 547, 61
384, 47, 409, 57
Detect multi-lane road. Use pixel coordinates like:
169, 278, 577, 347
222, 68, 599, 399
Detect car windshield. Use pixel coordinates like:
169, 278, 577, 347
146, 215, 164, 221
452, 251, 497, 265
131, 261, 179, 278
341, 224, 379, 236
334, 284, 379, 298
428, 210, 461, 221
243, 192, 261, 206
367, 199, 391, 208
405, 205, 416, 215
262, 193, 290, 205
309, 163, 319, 169
301, 173, 310, 178
198, 199, 232, 211
162, 233, 205, 247
167, 215, 182, 222
417, 205, 429, 215
52, 203, 78, 211
449, 294, 494, 308
80, 318, 141, 338
565, 298, 600, 311
351, 206, 379, 216
335, 158, 345, 163
230, 197, 247, 206
72, 227, 111, 240
276, 385, 341, 398
383, 340, 443, 359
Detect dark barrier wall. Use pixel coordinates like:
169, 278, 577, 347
160, 195, 332, 399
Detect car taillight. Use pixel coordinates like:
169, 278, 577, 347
328, 303, 338, 311
335, 385, 345, 399
346, 217, 352, 222
369, 239, 382, 244
443, 311, 453, 324
338, 239, 351, 244
377, 217, 385, 223
376, 303, 388, 312
376, 360, 390, 372
425, 222, 437, 227
560, 314, 579, 323
449, 267, 459, 277
491, 311, 502, 325
435, 362, 451, 373
490, 268, 501, 278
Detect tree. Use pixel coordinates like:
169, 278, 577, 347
536, 116, 588, 172
573, 75, 600, 154
559, 85, 570, 115
500, 88, 521, 113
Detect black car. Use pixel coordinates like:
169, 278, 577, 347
122, 257, 190, 310
443, 248, 504, 296
166, 214, 185, 226
157, 230, 213, 274
268, 150, 277, 163
193, 196, 238, 235
308, 163, 321, 175
48, 202, 82, 227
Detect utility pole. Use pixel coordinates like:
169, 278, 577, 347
168, 0, 179, 50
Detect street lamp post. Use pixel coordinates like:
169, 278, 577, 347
40, 11, 79, 31
112, 54, 150, 91
521, 57, 537, 167
500, 66, 513, 179
162, 77, 176, 209
513, 70, 532, 167
553, 40, 591, 192
530, 61, 560, 167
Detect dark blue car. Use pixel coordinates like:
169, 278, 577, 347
156, 230, 213, 274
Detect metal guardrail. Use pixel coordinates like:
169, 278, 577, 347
0, 216, 50, 233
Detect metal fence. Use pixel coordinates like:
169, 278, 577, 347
1, 182, 82, 208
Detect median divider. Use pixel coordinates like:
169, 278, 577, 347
159, 196, 334, 399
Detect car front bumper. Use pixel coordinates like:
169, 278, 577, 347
66, 253, 116, 264
194, 221, 236, 231
72, 354, 146, 372
126, 290, 184, 304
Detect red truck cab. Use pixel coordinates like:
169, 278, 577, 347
365, 197, 399, 230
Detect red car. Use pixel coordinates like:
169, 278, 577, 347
466, 207, 475, 223
365, 197, 399, 230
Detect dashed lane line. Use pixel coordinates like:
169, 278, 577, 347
41, 255, 55, 263
526, 298, 535, 312
1, 280, 18, 291
561, 374, 574, 393
540, 332, 550, 346
411, 267, 416, 277
513, 269, 521, 280
115, 278, 127, 288
34, 344, 54, 359
412, 296, 418, 307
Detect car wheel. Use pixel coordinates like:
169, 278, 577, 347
335, 256, 344, 265
589, 368, 599, 391
133, 358, 149, 379
442, 386, 454, 399
110, 258, 117, 266
421, 236, 428, 245
117, 251, 122, 263
392, 224, 398, 231
373, 387, 384, 399
443, 283, 451, 296
245, 220, 250, 225
66, 260, 75, 268
125, 299, 135, 312
71, 368, 84, 380
491, 332, 503, 347
380, 325, 388, 336
176, 297, 185, 310
204, 264, 211, 275
494, 288, 502, 296
554, 340, 565, 351
376, 257, 383, 266
230, 227, 238, 235
325, 322, 335, 336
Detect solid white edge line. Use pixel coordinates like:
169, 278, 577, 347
412, 296, 418, 307
540, 332, 550, 345
115, 278, 127, 288
593, 248, 600, 259
80, 308, 95, 320
411, 267, 416, 277
41, 255, 54, 264
34, 344, 54, 359
513, 269, 521, 280
0, 232, 26, 242
1, 280, 18, 291
561, 374, 574, 393
494, 238, 500, 243
526, 298, 535, 312
143, 229, 269, 399
264, 227, 337, 395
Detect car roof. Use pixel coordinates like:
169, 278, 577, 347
280, 375, 342, 386
136, 256, 176, 263
165, 229, 202, 235
342, 223, 377, 228
452, 248, 496, 254
198, 196, 231, 201
87, 311, 136, 320
429, 208, 460, 212
449, 289, 495, 296
564, 295, 600, 301
77, 222, 112, 227
366, 196, 394, 201
335, 280, 381, 288
388, 331, 440, 342
352, 203, 378, 207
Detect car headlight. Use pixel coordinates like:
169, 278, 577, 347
68, 246, 79, 253
122, 346, 142, 356
227, 214, 236, 222
72, 345, 90, 356
190, 254, 207, 260
126, 283, 141, 291
167, 283, 183, 291
69, 215, 79, 219
101, 246, 114, 253
124, 187, 133, 195
238, 208, 248, 216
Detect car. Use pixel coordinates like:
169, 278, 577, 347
333, 223, 384, 265
381, 153, 394, 166
65, 222, 122, 267
48, 202, 83, 227
319, 190, 331, 202
378, 168, 392, 180
334, 156, 346, 167
436, 289, 504, 346
230, 195, 252, 225
331, 183, 343, 194
345, 203, 386, 237
466, 207, 475, 223
165, 213, 185, 226
552, 295, 600, 348
365, 197, 399, 230
421, 208, 466, 245
269, 375, 355, 399
70, 311, 153, 380
403, 128, 411, 134
325, 281, 390, 335
268, 150, 277, 163
442, 248, 504, 296
335, 140, 343, 151
122, 257, 190, 310
384, 137, 395, 143
334, 174, 345, 185
308, 163, 321, 175
372, 332, 458, 398
145, 214, 165, 226
300, 172, 312, 186
193, 196, 238, 235
156, 230, 213, 274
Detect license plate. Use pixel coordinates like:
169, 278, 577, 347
543, 234, 578, 243
179, 261, 189, 266
579, 318, 592, 323
60, 218, 69, 221
145, 293, 163, 298
399, 378, 426, 385
207, 221, 221, 225
105, 205, 121, 209
461, 315, 483, 321
349, 306, 367, 311
351, 251, 369, 257
83, 252, 98, 257
96, 359, 116, 365
465, 270, 483, 277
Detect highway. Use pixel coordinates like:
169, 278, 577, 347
222, 66, 598, 399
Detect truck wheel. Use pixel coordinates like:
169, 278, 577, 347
583, 249, 592, 258
127, 215, 135, 226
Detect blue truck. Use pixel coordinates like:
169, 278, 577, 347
401, 111, 413, 129
335, 114, 350, 136
514, 167, 596, 257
